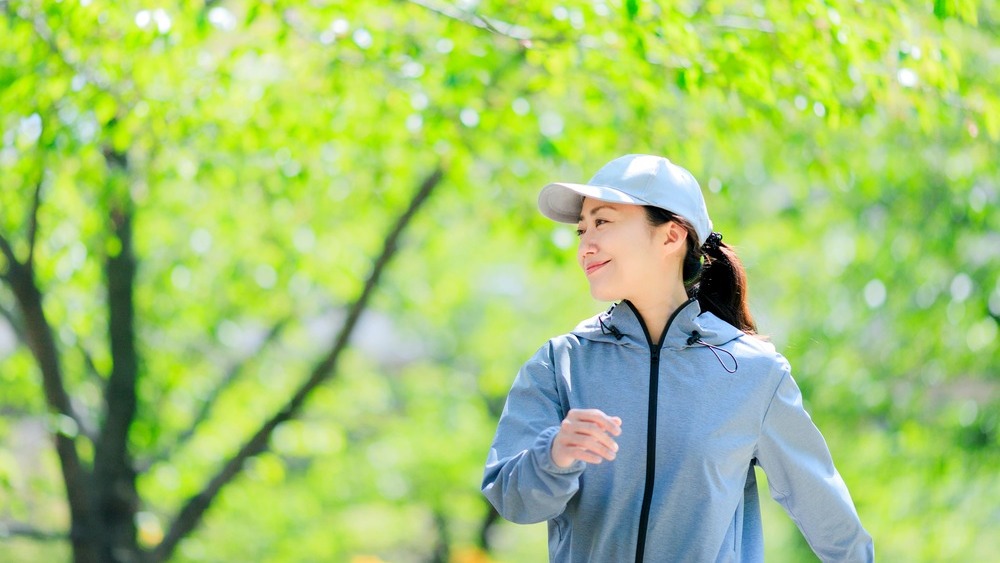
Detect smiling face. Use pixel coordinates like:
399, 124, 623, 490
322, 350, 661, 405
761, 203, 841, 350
576, 198, 686, 304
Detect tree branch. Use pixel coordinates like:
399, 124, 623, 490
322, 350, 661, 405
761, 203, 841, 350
63, 348, 103, 445
0, 179, 101, 558
150, 164, 444, 563
404, 0, 533, 42
26, 176, 44, 271
1, 243, 99, 559
0, 233, 17, 280
712, 15, 777, 34
66, 343, 103, 445
77, 342, 105, 382
138, 316, 291, 472
0, 520, 68, 541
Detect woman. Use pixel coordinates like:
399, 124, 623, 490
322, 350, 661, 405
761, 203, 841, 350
482, 154, 874, 562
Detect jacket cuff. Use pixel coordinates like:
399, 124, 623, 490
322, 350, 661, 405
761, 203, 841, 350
535, 425, 586, 475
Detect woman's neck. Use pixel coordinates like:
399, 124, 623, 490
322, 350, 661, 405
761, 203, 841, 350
630, 288, 691, 344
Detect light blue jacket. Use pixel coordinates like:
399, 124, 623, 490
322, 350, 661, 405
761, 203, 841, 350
482, 299, 873, 562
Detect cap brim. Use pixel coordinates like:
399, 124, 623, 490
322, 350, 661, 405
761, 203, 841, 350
538, 182, 650, 223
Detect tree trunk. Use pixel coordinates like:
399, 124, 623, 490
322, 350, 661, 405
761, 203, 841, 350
3, 259, 102, 563
93, 205, 141, 562
431, 510, 451, 563
477, 502, 500, 554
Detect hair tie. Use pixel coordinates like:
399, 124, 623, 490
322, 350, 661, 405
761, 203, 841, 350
702, 232, 723, 253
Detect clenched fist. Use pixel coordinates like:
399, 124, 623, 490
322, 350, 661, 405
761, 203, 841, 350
551, 408, 622, 468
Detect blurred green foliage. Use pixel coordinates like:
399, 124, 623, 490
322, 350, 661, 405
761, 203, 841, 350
1, 0, 998, 561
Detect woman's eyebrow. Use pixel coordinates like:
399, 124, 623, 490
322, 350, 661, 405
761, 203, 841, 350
577, 205, 616, 222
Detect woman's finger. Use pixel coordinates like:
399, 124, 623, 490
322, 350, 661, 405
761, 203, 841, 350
562, 419, 620, 452
567, 409, 622, 436
556, 433, 618, 461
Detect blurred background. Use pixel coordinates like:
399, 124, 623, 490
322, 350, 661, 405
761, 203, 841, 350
1, 0, 998, 561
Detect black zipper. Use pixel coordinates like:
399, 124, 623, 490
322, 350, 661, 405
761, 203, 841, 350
627, 298, 695, 563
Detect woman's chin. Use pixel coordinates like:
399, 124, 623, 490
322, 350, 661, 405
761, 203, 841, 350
588, 286, 622, 302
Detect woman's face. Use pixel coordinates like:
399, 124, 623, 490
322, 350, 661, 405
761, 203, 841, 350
576, 198, 677, 302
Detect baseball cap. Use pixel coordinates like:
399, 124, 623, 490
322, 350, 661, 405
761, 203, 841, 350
538, 154, 713, 244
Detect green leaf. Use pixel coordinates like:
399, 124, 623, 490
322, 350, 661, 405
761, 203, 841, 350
626, 0, 639, 21
934, 0, 948, 19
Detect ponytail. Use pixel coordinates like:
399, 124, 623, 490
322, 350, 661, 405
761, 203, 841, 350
697, 234, 757, 334
644, 207, 758, 334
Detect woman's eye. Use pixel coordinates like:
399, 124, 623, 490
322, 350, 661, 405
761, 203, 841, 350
575, 229, 585, 237
595, 219, 608, 226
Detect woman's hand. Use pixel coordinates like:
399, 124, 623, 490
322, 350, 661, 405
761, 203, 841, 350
551, 408, 622, 468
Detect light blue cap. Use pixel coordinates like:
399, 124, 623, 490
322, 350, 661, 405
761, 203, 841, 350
538, 154, 713, 244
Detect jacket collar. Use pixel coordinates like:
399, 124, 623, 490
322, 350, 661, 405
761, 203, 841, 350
571, 298, 743, 350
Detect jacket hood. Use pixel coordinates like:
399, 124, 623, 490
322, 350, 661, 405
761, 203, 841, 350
571, 298, 743, 350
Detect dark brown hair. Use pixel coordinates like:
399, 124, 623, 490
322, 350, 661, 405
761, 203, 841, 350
644, 206, 758, 334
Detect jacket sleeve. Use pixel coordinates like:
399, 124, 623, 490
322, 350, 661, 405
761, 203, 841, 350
481, 342, 585, 524
754, 359, 875, 562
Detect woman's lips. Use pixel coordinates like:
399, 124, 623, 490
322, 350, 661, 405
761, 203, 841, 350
585, 260, 610, 276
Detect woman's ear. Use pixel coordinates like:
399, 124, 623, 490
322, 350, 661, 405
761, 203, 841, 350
661, 221, 687, 251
